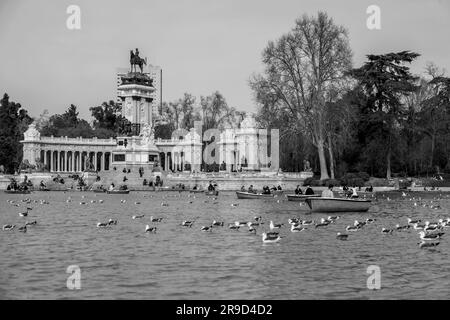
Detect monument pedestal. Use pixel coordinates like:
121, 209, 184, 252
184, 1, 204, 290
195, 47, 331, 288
112, 134, 160, 172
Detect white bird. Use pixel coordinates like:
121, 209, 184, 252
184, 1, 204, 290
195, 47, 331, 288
346, 225, 359, 232
201, 226, 213, 232
419, 231, 441, 241
262, 232, 281, 243
108, 219, 118, 225
150, 216, 163, 223
132, 215, 145, 219
419, 241, 440, 248
181, 221, 194, 227
381, 228, 394, 234
2, 224, 15, 231
18, 209, 28, 217
269, 221, 282, 230
145, 225, 157, 233
291, 224, 305, 232
336, 232, 348, 240
228, 224, 240, 230
97, 222, 109, 228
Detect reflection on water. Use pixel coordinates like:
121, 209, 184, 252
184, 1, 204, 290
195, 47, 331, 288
0, 191, 449, 299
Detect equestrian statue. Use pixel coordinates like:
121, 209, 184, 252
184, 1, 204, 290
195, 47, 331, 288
130, 48, 147, 73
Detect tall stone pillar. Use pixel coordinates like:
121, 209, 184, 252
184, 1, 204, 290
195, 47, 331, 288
94, 152, 98, 171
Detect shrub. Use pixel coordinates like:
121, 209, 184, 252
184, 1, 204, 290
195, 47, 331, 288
310, 179, 323, 187
303, 177, 314, 186
322, 179, 341, 187
357, 172, 370, 181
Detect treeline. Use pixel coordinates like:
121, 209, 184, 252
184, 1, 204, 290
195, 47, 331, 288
0, 94, 33, 173
251, 11, 450, 179
36, 101, 132, 139
155, 91, 245, 139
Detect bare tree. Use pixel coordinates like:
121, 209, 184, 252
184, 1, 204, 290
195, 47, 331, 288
250, 12, 352, 179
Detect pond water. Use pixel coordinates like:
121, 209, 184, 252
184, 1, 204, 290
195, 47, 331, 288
1, 190, 449, 299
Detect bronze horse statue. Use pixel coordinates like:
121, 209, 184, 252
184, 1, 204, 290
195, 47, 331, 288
130, 48, 147, 73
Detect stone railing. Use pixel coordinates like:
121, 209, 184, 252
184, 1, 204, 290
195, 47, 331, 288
37, 136, 116, 145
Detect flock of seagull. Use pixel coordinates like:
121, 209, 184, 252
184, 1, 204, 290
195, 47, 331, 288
2, 191, 449, 249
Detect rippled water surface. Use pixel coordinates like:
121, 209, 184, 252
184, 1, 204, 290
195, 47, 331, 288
1, 190, 450, 299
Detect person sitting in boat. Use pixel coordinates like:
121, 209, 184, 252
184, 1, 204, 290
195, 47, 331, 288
342, 185, 349, 191
350, 187, 359, 198
193, 184, 198, 190
277, 185, 282, 190
241, 185, 246, 191
208, 182, 215, 191
262, 186, 271, 195
248, 185, 255, 193
119, 184, 128, 191
304, 185, 314, 195
40, 180, 46, 188
143, 179, 147, 186
295, 185, 303, 195
109, 183, 115, 191
321, 185, 334, 198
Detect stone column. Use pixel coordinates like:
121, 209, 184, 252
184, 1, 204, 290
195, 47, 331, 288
94, 152, 98, 171
50, 151, 53, 172
165, 152, 168, 171
44, 150, 48, 170
100, 153, 104, 171
71, 152, 75, 172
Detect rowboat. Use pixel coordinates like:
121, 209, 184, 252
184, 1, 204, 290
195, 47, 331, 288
189, 190, 205, 193
4, 190, 31, 194
205, 190, 219, 196
305, 197, 371, 213
106, 190, 130, 194
286, 194, 321, 201
236, 191, 274, 199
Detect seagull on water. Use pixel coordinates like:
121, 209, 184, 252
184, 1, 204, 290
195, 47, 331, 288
2, 224, 16, 231
108, 219, 118, 225
291, 224, 305, 232
150, 216, 163, 223
201, 226, 213, 232
228, 224, 240, 230
381, 228, 394, 234
419, 241, 440, 248
419, 231, 442, 241
269, 221, 283, 230
97, 222, 109, 228
132, 215, 145, 219
181, 221, 194, 227
145, 225, 157, 233
262, 232, 281, 243
336, 232, 348, 240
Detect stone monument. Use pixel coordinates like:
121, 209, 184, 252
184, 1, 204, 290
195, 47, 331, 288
111, 48, 161, 172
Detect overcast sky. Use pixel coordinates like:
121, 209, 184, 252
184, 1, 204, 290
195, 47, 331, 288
0, 0, 449, 119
